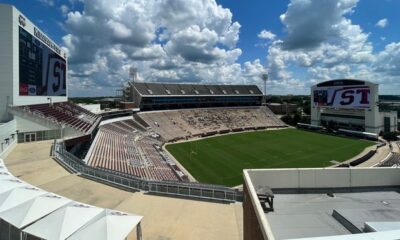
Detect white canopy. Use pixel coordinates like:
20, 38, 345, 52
0, 193, 71, 229
0, 158, 7, 171
0, 186, 45, 212
23, 202, 104, 240
0, 179, 27, 194
68, 209, 143, 240
0, 171, 14, 180
0, 159, 143, 240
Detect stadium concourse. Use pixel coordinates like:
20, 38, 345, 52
3, 141, 243, 240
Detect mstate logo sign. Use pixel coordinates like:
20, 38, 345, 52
313, 86, 371, 109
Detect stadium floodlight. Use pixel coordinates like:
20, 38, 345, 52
261, 73, 268, 96
130, 67, 138, 82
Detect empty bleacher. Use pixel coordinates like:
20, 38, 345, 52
377, 152, 400, 167
138, 106, 286, 141
16, 102, 100, 134
86, 119, 184, 182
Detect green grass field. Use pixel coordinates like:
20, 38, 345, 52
166, 129, 374, 187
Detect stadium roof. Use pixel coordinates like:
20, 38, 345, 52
132, 82, 263, 97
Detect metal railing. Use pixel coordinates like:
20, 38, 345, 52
53, 141, 242, 202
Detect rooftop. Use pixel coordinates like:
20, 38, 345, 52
243, 168, 400, 240
268, 191, 400, 239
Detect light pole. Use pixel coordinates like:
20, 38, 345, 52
262, 73, 268, 104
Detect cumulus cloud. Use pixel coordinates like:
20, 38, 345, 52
375, 18, 388, 28
280, 0, 359, 50
61, 0, 265, 96
258, 30, 276, 40
264, 0, 382, 93
61, 0, 400, 96
60, 4, 69, 16
37, 0, 55, 7
374, 42, 400, 76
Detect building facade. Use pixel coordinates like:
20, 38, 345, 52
311, 79, 397, 133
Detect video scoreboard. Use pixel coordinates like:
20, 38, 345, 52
19, 26, 66, 96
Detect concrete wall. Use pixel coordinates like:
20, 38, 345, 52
243, 181, 268, 240
246, 168, 400, 190
0, 119, 17, 158
0, 119, 17, 142
0, 4, 14, 122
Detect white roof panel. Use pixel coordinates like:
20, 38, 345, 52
0, 193, 71, 229
23, 202, 104, 240
0, 158, 7, 171
0, 179, 27, 194
0, 186, 45, 212
68, 209, 143, 240
0, 171, 14, 180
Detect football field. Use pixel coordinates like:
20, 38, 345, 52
166, 129, 374, 187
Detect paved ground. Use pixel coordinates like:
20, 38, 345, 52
4, 141, 243, 240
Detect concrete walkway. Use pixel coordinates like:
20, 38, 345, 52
4, 141, 243, 240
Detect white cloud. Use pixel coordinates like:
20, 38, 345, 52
375, 18, 388, 28
62, 0, 400, 96
37, 0, 54, 7
62, 0, 266, 96
258, 30, 276, 40
279, 0, 359, 50
60, 5, 69, 16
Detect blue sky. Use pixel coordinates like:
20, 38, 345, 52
3, 0, 400, 96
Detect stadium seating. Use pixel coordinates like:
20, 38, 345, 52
138, 106, 286, 141
85, 106, 285, 182
17, 102, 100, 134
377, 152, 400, 167
86, 119, 184, 182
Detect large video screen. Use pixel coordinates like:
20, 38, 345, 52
313, 85, 371, 109
19, 26, 66, 96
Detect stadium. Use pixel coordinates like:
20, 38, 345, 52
1, 3, 400, 240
